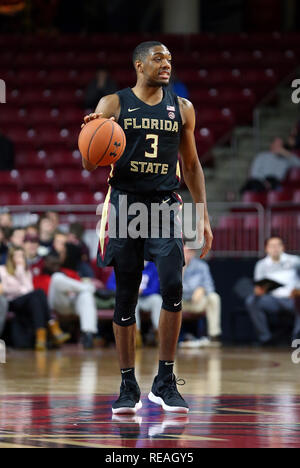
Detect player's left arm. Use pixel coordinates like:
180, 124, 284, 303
179, 97, 213, 258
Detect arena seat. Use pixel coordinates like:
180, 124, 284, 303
285, 168, 300, 188
19, 169, 57, 192
56, 169, 92, 191
242, 191, 267, 205
0, 170, 21, 190
0, 192, 22, 205
293, 190, 300, 203
266, 189, 293, 205
15, 150, 48, 169
196, 108, 235, 140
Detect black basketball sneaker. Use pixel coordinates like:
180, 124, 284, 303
148, 374, 189, 413
112, 380, 142, 415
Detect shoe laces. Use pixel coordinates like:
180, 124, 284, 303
160, 374, 186, 400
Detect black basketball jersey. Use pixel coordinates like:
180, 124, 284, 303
108, 87, 183, 194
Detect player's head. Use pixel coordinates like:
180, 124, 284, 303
265, 236, 284, 259
132, 41, 172, 87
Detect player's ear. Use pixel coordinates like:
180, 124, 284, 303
135, 60, 143, 74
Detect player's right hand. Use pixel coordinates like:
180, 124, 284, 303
81, 112, 103, 128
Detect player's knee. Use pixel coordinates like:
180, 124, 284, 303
113, 274, 141, 327
161, 276, 182, 313
113, 297, 137, 327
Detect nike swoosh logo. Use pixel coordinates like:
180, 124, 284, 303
128, 107, 140, 112
162, 198, 171, 204
174, 301, 181, 307
121, 317, 131, 321
165, 362, 174, 366
121, 369, 132, 374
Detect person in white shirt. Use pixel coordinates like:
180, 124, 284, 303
246, 237, 300, 344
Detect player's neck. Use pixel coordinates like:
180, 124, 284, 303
131, 83, 163, 106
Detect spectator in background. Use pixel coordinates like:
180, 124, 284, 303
241, 137, 300, 193
246, 237, 300, 345
67, 223, 94, 278
0, 227, 10, 265
106, 261, 162, 348
84, 68, 118, 110
38, 215, 56, 254
45, 211, 60, 231
169, 69, 189, 99
180, 246, 222, 348
52, 230, 81, 273
0, 132, 14, 170
24, 234, 44, 276
0, 247, 68, 350
0, 212, 13, 229
34, 253, 98, 349
25, 224, 39, 239
9, 227, 25, 248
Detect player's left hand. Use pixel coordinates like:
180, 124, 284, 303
200, 220, 213, 259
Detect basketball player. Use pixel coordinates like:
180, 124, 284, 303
81, 42, 213, 414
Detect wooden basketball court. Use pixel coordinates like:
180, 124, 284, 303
0, 345, 299, 448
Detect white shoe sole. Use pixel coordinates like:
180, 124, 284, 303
112, 400, 142, 415
148, 392, 189, 414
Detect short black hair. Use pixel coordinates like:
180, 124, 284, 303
264, 236, 284, 248
132, 41, 164, 66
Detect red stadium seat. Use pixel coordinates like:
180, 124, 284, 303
196, 108, 235, 140
50, 150, 82, 169
0, 170, 21, 190
15, 150, 48, 169
286, 168, 300, 188
293, 190, 300, 203
267, 189, 293, 205
56, 169, 92, 191
19, 169, 57, 191
19, 191, 59, 205
194, 128, 215, 163
90, 168, 111, 191
0, 192, 22, 205
242, 191, 267, 205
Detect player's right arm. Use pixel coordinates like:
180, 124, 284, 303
81, 94, 120, 171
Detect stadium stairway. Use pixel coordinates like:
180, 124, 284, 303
198, 79, 300, 204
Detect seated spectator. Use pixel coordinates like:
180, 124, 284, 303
9, 227, 25, 248
106, 261, 162, 347
0, 212, 13, 229
67, 223, 94, 278
52, 230, 81, 272
84, 68, 118, 110
24, 234, 44, 276
0, 132, 14, 170
246, 237, 300, 345
0, 286, 8, 338
25, 224, 39, 239
45, 211, 60, 231
38, 215, 56, 254
34, 253, 98, 349
0, 247, 68, 350
241, 137, 300, 193
181, 246, 222, 347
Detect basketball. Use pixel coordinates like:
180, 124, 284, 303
78, 118, 126, 167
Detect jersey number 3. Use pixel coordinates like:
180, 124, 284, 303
145, 134, 158, 158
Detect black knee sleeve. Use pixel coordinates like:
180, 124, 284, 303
113, 270, 142, 327
161, 276, 183, 312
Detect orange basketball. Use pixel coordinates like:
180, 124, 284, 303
78, 118, 126, 167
